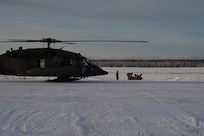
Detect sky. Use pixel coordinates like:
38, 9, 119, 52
0, 0, 204, 59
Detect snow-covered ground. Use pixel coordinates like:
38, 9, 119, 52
0, 67, 204, 136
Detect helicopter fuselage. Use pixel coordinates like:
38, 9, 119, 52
0, 47, 108, 78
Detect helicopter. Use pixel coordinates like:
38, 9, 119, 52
0, 38, 147, 82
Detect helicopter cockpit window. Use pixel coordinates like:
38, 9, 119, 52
82, 58, 89, 66
63, 57, 90, 66
84, 58, 93, 65
72, 57, 88, 66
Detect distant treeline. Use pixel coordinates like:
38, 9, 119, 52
92, 59, 204, 67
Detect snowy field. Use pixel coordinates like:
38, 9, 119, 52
0, 67, 204, 136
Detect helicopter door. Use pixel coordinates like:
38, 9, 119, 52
40, 59, 46, 68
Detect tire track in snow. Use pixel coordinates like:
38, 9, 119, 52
22, 111, 67, 133
69, 112, 83, 136
89, 90, 149, 136
26, 111, 83, 136
0, 109, 16, 130
73, 89, 127, 136
96, 88, 152, 136
0, 109, 82, 135
152, 116, 186, 135
91, 104, 125, 136
119, 102, 151, 136
79, 101, 110, 135
142, 91, 200, 136
178, 111, 204, 135
89, 112, 109, 135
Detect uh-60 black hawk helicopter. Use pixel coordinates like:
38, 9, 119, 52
0, 38, 147, 82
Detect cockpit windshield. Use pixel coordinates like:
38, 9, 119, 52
83, 57, 93, 65
62, 56, 93, 66
81, 57, 93, 66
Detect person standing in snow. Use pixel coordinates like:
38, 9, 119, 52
116, 70, 119, 80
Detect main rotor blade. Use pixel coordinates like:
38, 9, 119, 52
11, 39, 41, 42
62, 40, 147, 44
6, 39, 59, 43
0, 39, 42, 43
0, 38, 147, 44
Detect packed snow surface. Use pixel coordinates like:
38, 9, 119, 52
0, 67, 204, 136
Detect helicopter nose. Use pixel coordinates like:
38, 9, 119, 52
100, 68, 108, 75
92, 66, 108, 76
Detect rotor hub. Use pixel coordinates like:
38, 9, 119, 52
42, 38, 57, 48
